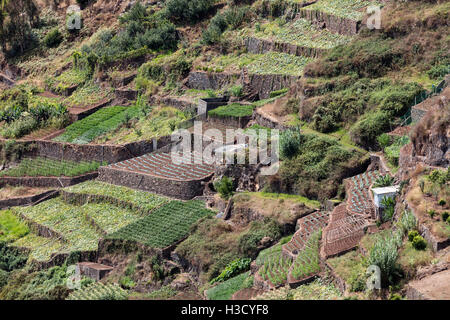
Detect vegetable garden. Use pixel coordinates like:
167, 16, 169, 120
54, 106, 140, 144
0, 157, 104, 177
303, 0, 379, 21
107, 200, 215, 248
66, 282, 128, 300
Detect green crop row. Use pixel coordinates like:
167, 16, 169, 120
247, 52, 313, 76
208, 103, 255, 118
304, 0, 378, 21
54, 106, 140, 144
259, 251, 292, 286
289, 230, 321, 280
107, 200, 215, 248
243, 18, 352, 49
11, 197, 143, 261
63, 181, 169, 213
67, 282, 128, 300
0, 157, 104, 177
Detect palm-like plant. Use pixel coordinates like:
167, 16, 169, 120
373, 174, 394, 188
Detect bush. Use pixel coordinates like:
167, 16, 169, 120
373, 175, 394, 188
438, 199, 446, 206
269, 88, 288, 98
214, 176, 234, 200
237, 218, 282, 257
377, 133, 391, 150
408, 230, 419, 242
43, 28, 63, 48
229, 85, 243, 97
428, 210, 436, 218
202, 5, 249, 44
412, 235, 427, 251
165, 0, 215, 24
368, 231, 402, 285
0, 270, 8, 289
280, 127, 302, 159
210, 258, 251, 284
442, 212, 449, 221
349, 110, 393, 149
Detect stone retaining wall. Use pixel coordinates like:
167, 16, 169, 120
207, 114, 252, 129
97, 166, 211, 200
0, 190, 57, 209
186, 71, 239, 91
298, 9, 361, 36
245, 37, 326, 58
0, 172, 98, 188
248, 73, 301, 99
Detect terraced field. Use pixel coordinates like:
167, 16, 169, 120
66, 282, 128, 300
208, 103, 255, 118
0, 157, 104, 177
63, 180, 169, 212
107, 200, 215, 248
54, 106, 140, 144
346, 170, 381, 216
197, 52, 313, 76
107, 151, 215, 181
303, 0, 378, 21
289, 230, 321, 281
241, 18, 352, 49
11, 197, 142, 260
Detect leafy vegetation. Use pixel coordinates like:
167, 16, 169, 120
0, 157, 104, 177
54, 106, 140, 144
0, 210, 29, 242
67, 282, 128, 300
107, 200, 215, 248
208, 103, 254, 118
206, 271, 252, 300
304, 0, 378, 21
290, 230, 321, 281
214, 176, 234, 200
210, 258, 251, 284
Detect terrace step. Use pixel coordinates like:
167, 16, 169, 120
97, 151, 215, 200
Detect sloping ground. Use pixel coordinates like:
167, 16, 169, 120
406, 269, 450, 300
105, 151, 215, 182
345, 170, 381, 218
282, 211, 329, 258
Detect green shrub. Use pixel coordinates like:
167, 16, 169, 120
0, 270, 8, 289
412, 235, 427, 251
269, 88, 288, 98
373, 175, 394, 188
427, 64, 449, 80
280, 127, 302, 159
377, 133, 391, 150
428, 210, 436, 218
381, 196, 396, 222
229, 85, 243, 97
442, 212, 449, 221
349, 110, 393, 149
214, 176, 234, 200
43, 28, 63, 48
408, 230, 419, 242
237, 218, 282, 257
368, 231, 402, 285
202, 5, 249, 44
165, 0, 215, 24
438, 199, 446, 206
210, 258, 251, 284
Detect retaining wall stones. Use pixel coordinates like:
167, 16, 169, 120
97, 166, 211, 200
248, 73, 301, 99
207, 114, 252, 129
245, 37, 326, 58
0, 172, 98, 188
186, 71, 239, 91
298, 8, 361, 36
0, 190, 57, 209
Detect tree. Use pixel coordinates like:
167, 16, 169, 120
0, 0, 39, 56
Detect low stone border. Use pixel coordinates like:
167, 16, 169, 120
68, 98, 113, 122
298, 8, 362, 36
245, 37, 326, 58
323, 261, 347, 294
0, 172, 98, 188
13, 210, 67, 243
0, 189, 57, 209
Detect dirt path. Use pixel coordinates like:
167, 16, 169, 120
407, 269, 450, 300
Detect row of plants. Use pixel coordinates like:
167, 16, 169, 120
289, 230, 321, 280
0, 210, 29, 243
241, 17, 352, 49
208, 103, 255, 118
206, 271, 253, 300
63, 181, 169, 213
54, 106, 140, 144
107, 200, 215, 248
0, 157, 104, 177
66, 282, 129, 300
303, 0, 379, 21
94, 106, 189, 144
377, 134, 410, 167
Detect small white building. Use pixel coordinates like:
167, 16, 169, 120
372, 185, 400, 208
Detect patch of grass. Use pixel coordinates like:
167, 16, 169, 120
256, 192, 321, 208
63, 83, 114, 108
397, 240, 433, 277
206, 272, 252, 300
0, 157, 104, 177
208, 103, 255, 118
0, 210, 29, 242
304, 0, 379, 21
327, 250, 367, 292
54, 106, 140, 144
